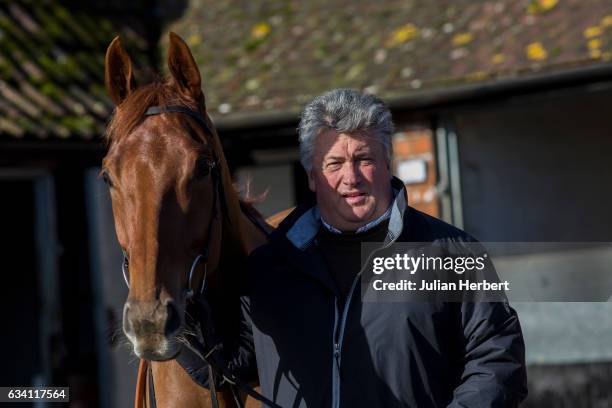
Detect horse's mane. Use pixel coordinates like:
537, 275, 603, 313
106, 77, 200, 143
236, 179, 273, 232
105, 77, 270, 223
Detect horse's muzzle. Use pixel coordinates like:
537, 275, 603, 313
123, 298, 182, 360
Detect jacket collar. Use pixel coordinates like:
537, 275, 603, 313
285, 176, 408, 250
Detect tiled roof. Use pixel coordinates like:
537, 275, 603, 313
0, 0, 149, 140
168, 0, 612, 120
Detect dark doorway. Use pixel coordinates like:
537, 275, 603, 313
0, 180, 41, 405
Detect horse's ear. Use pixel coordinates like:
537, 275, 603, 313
167, 32, 202, 101
105, 36, 133, 106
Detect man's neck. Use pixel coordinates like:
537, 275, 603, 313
321, 204, 393, 234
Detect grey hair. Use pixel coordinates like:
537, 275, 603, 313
298, 88, 394, 172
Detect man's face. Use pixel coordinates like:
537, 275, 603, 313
308, 130, 393, 232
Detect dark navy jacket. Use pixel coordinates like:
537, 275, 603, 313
244, 177, 527, 408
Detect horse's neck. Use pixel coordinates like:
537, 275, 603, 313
214, 186, 266, 273
219, 171, 266, 247
210, 129, 268, 265
219, 197, 268, 262
150, 359, 237, 407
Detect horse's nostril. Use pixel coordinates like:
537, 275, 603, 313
165, 300, 181, 336
122, 299, 180, 339
123, 302, 134, 336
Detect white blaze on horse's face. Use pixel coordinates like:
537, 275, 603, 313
103, 33, 216, 360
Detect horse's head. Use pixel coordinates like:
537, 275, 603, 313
102, 33, 225, 360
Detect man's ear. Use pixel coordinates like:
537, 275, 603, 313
307, 171, 316, 192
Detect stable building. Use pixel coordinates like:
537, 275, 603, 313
2, 0, 612, 406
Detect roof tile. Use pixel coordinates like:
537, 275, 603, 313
168, 0, 612, 119
0, 0, 149, 140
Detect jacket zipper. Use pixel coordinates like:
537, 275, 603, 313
330, 236, 397, 408
332, 303, 340, 408
332, 278, 358, 408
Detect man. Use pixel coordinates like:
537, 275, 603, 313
244, 89, 527, 407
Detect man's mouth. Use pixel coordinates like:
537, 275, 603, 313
341, 192, 367, 204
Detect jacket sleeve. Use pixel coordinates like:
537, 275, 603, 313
224, 295, 259, 385
447, 301, 528, 407
220, 246, 267, 385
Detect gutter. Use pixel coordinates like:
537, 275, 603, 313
386, 62, 612, 111
212, 109, 301, 132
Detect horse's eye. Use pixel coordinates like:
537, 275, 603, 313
101, 170, 113, 188
195, 157, 213, 178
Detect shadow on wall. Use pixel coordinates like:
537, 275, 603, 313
523, 362, 612, 407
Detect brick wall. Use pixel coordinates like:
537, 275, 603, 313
392, 126, 439, 217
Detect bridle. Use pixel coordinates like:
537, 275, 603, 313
119, 105, 281, 408
120, 105, 222, 300
122, 251, 208, 297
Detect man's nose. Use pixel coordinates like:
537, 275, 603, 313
341, 162, 362, 185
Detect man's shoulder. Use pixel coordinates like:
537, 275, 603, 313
274, 200, 316, 233
249, 200, 320, 269
402, 206, 478, 244
249, 236, 285, 264
249, 209, 302, 262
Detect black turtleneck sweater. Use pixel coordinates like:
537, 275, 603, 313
315, 220, 389, 304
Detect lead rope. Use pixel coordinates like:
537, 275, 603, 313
208, 364, 219, 408
148, 363, 157, 408
181, 337, 281, 408
135, 359, 148, 408
183, 295, 282, 408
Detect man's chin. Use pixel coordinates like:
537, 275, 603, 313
341, 208, 377, 225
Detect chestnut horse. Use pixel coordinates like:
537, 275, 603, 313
103, 33, 282, 407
